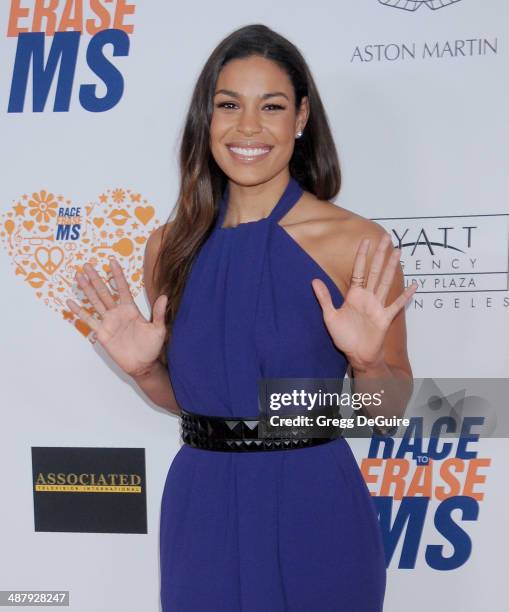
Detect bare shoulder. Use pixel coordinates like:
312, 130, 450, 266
285, 191, 388, 239
328, 205, 393, 285
143, 221, 173, 308
330, 204, 390, 253
280, 192, 390, 296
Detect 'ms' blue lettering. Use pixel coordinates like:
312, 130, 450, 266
8, 32, 80, 113
56, 224, 81, 241
80, 29, 129, 112
8, 30, 129, 113
425, 496, 478, 570
373, 496, 429, 569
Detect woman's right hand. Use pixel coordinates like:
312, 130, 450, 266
66, 256, 168, 378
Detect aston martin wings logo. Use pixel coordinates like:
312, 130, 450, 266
379, 0, 462, 10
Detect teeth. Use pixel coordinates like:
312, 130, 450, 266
229, 146, 270, 156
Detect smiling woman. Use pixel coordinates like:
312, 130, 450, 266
66, 21, 415, 612
207, 59, 311, 227
214, 85, 289, 163
149, 23, 414, 612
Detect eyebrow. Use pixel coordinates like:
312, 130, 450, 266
214, 89, 289, 101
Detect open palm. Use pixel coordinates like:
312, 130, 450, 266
66, 257, 168, 377
312, 234, 417, 371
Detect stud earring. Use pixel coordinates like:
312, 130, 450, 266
295, 130, 303, 139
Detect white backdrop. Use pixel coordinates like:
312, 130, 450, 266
1, 1, 507, 610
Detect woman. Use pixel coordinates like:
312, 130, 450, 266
67, 24, 417, 612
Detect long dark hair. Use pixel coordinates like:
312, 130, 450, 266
152, 23, 341, 365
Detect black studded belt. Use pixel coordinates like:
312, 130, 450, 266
180, 407, 342, 452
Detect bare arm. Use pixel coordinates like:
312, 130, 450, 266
343, 225, 414, 420
131, 359, 180, 415
132, 224, 181, 415
312, 217, 415, 422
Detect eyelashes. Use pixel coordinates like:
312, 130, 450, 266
215, 102, 286, 111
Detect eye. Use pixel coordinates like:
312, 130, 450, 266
216, 102, 238, 109
263, 104, 286, 111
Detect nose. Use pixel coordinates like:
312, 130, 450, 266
236, 105, 262, 135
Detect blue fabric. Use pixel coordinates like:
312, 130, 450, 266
161, 176, 386, 611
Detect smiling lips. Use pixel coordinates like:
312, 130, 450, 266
226, 142, 273, 163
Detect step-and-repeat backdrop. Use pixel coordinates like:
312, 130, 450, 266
1, 1, 507, 610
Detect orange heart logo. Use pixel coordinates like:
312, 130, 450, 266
1, 188, 162, 343
35, 246, 64, 274
135, 206, 154, 225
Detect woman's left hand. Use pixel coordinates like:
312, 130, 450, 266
311, 233, 418, 371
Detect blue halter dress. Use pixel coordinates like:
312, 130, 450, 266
160, 175, 386, 611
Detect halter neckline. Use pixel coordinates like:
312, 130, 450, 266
215, 176, 304, 231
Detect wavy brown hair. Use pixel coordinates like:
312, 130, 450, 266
152, 23, 342, 365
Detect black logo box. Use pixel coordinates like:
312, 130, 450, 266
31, 447, 147, 534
